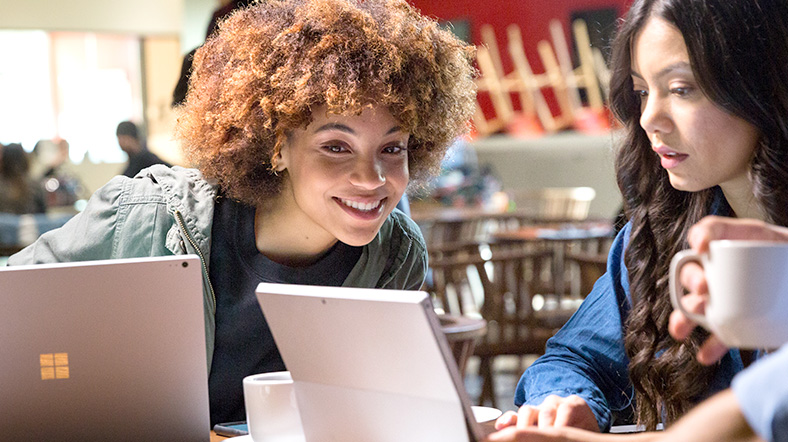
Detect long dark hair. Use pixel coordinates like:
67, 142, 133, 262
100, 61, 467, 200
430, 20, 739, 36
609, 0, 788, 429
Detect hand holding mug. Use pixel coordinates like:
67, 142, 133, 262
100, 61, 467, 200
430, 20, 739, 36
669, 217, 788, 354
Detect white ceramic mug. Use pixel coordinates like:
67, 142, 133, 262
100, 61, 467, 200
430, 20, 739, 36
669, 240, 788, 349
243, 371, 305, 442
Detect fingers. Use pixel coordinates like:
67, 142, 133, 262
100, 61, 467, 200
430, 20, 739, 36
696, 334, 730, 366
552, 395, 598, 431
495, 411, 518, 430
534, 395, 562, 429
668, 309, 694, 341
668, 292, 706, 341
484, 426, 519, 442
515, 404, 541, 429
670, 261, 708, 340
507, 395, 597, 432
678, 262, 707, 296
688, 216, 788, 252
667, 287, 728, 365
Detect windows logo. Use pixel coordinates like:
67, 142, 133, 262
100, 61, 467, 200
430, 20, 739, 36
40, 353, 70, 380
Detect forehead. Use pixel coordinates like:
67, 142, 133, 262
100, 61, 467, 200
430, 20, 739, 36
307, 105, 402, 131
631, 16, 689, 74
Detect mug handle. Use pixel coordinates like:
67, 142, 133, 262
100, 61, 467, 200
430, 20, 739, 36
669, 249, 713, 331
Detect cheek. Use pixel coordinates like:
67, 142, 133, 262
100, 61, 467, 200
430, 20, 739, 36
704, 116, 758, 160
385, 159, 409, 187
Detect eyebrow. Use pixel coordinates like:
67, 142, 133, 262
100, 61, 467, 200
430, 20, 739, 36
313, 123, 403, 136
631, 61, 692, 80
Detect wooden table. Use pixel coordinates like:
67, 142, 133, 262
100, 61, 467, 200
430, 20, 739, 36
490, 220, 614, 242
439, 313, 488, 377
490, 220, 614, 297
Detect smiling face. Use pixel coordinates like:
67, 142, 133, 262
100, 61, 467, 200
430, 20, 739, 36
273, 105, 409, 250
631, 16, 761, 194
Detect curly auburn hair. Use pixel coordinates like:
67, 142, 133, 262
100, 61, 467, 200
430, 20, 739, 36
176, 0, 476, 205
610, 0, 788, 430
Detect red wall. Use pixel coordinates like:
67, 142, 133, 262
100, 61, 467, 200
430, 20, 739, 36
409, 0, 629, 72
408, 0, 632, 123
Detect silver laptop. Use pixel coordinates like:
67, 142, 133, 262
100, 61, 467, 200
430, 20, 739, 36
0, 256, 210, 441
256, 283, 485, 442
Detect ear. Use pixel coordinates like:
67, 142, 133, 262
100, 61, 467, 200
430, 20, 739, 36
271, 149, 287, 173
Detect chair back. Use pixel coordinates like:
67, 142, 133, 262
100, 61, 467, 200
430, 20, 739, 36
510, 187, 596, 220
428, 245, 565, 357
475, 247, 568, 356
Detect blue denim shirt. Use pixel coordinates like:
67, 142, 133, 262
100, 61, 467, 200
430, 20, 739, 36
514, 189, 757, 431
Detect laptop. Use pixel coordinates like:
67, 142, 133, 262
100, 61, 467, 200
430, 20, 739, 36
256, 283, 486, 442
0, 256, 210, 441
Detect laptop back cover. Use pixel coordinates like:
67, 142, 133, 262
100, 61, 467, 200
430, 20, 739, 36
256, 283, 482, 442
0, 256, 210, 441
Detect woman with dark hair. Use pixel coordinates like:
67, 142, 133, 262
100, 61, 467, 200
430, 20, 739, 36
495, 0, 788, 434
0, 143, 46, 214
10, 0, 476, 425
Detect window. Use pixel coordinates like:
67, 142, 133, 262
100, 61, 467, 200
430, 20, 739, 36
0, 30, 143, 163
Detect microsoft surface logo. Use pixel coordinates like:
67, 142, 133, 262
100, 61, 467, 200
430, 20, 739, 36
40, 353, 70, 380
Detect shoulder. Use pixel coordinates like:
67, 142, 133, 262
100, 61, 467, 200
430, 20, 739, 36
87, 165, 217, 234
381, 208, 427, 257
114, 165, 217, 204
368, 209, 428, 289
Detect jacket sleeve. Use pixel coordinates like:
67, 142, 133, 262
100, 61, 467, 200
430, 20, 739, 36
8, 176, 127, 264
732, 345, 788, 442
513, 223, 635, 431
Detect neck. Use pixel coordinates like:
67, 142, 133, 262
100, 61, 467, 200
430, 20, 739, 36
253, 188, 338, 267
720, 176, 768, 221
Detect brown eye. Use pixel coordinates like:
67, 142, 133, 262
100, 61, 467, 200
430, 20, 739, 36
382, 144, 406, 154
323, 143, 348, 153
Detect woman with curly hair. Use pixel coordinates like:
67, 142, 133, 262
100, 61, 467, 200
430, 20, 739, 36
9, 0, 475, 425
494, 0, 788, 434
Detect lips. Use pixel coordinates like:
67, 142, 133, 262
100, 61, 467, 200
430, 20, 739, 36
653, 145, 688, 169
335, 197, 387, 220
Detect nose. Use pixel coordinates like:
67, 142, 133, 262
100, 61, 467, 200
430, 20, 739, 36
348, 154, 386, 190
639, 93, 673, 136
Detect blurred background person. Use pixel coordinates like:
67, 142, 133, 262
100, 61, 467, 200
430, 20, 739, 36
32, 138, 87, 209
0, 143, 46, 214
116, 121, 171, 178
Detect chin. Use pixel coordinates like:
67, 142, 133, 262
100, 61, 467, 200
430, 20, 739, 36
337, 226, 383, 247
667, 175, 701, 192
340, 235, 377, 247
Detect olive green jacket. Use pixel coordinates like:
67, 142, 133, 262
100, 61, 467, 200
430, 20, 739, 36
9, 165, 428, 371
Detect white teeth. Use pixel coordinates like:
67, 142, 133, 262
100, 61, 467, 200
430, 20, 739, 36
340, 198, 382, 212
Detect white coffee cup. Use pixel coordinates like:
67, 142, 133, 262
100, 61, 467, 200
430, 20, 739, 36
669, 240, 788, 349
243, 371, 305, 442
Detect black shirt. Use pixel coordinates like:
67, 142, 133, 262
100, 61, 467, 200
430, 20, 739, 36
207, 197, 362, 425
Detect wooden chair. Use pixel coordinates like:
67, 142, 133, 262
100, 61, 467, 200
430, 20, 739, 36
474, 24, 574, 136
475, 247, 577, 407
562, 235, 614, 296
428, 244, 577, 408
